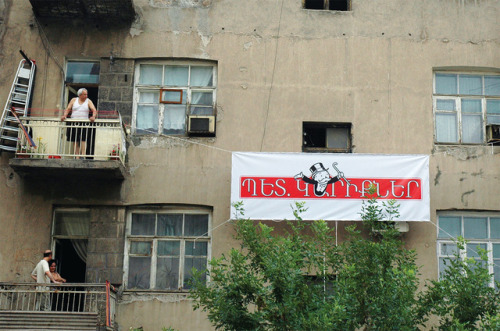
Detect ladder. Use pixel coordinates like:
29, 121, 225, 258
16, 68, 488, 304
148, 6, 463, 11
0, 53, 36, 152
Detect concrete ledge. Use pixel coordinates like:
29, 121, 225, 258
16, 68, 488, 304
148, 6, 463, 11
9, 158, 126, 180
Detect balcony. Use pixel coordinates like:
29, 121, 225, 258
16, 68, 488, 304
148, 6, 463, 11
0, 282, 116, 330
9, 112, 127, 180
29, 0, 135, 25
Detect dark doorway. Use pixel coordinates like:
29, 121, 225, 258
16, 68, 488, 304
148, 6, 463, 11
54, 239, 87, 283
53, 239, 87, 312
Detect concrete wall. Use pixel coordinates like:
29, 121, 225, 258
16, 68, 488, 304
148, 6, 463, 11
0, 0, 499, 330
97, 59, 135, 126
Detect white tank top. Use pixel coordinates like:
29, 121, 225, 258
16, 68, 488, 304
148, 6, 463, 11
71, 98, 90, 119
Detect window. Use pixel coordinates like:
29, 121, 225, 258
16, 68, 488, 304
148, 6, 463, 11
437, 212, 500, 288
433, 72, 500, 144
65, 60, 100, 110
125, 209, 210, 291
133, 61, 217, 135
304, 0, 350, 11
303, 122, 352, 152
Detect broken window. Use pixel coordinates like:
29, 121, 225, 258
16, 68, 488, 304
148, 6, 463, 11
125, 209, 210, 291
304, 0, 350, 11
303, 122, 352, 153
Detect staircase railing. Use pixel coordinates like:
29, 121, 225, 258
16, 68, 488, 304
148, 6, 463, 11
0, 282, 116, 328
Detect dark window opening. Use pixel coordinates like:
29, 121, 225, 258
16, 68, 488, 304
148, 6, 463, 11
329, 0, 349, 11
303, 122, 352, 153
304, 0, 350, 11
305, 0, 325, 10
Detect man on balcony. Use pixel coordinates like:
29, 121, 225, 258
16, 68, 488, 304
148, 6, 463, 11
60, 88, 97, 158
30, 250, 60, 311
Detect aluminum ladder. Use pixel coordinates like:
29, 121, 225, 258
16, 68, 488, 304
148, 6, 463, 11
0, 54, 36, 152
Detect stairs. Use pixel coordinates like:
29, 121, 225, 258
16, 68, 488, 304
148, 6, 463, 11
0, 56, 36, 152
0, 311, 100, 330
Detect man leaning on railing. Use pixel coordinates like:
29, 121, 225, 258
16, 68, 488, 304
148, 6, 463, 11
30, 250, 61, 311
60, 88, 97, 159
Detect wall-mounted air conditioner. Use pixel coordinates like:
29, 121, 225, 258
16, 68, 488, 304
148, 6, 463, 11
187, 115, 215, 135
372, 221, 409, 233
486, 125, 500, 143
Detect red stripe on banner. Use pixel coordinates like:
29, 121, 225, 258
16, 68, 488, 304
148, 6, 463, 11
240, 177, 422, 200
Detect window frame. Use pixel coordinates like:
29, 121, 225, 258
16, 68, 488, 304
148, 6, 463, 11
123, 207, 212, 292
132, 60, 217, 136
51, 207, 91, 241
433, 72, 500, 145
437, 211, 500, 288
63, 59, 100, 110
302, 122, 352, 153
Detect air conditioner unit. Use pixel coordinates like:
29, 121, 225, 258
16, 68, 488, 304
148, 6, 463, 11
372, 221, 409, 233
486, 124, 500, 143
187, 115, 215, 135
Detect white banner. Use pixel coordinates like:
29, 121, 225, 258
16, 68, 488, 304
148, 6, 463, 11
231, 152, 430, 221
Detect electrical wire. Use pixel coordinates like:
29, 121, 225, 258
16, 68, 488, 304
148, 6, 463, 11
260, 0, 285, 152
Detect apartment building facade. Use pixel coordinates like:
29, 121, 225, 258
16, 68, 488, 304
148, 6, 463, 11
0, 0, 499, 329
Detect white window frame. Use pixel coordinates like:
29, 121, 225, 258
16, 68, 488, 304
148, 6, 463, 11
123, 207, 212, 292
433, 72, 500, 145
132, 60, 217, 136
437, 211, 500, 288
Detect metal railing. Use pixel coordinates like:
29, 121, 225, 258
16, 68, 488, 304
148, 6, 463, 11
15, 115, 127, 164
0, 282, 116, 327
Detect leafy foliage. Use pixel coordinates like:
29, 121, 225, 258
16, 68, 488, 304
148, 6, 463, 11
189, 197, 500, 330
418, 238, 500, 330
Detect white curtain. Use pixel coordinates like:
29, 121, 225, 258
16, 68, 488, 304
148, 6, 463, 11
190, 67, 213, 106
459, 75, 482, 95
462, 114, 482, 143
165, 66, 188, 86
139, 65, 162, 85
57, 212, 90, 263
164, 105, 185, 130
137, 105, 159, 132
190, 67, 214, 116
435, 74, 457, 95
435, 113, 458, 143
487, 100, 500, 125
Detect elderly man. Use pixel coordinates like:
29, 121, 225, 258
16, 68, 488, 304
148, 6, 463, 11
31, 250, 60, 311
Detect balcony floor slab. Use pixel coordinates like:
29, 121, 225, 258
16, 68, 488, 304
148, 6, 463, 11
9, 159, 126, 180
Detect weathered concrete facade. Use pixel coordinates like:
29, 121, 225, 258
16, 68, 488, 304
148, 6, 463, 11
0, 0, 499, 330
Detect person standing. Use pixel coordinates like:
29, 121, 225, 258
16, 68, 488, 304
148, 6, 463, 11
49, 260, 66, 283
31, 250, 60, 311
61, 88, 97, 158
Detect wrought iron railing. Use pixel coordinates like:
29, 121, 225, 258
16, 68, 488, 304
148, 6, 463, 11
0, 282, 116, 328
15, 114, 127, 164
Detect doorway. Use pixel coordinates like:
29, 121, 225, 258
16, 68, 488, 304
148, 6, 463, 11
54, 238, 87, 283
65, 60, 100, 157
52, 209, 90, 311
65, 86, 98, 157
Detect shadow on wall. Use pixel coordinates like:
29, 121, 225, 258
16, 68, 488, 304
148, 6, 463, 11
21, 176, 124, 203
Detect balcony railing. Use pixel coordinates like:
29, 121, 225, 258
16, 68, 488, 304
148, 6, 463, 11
0, 282, 116, 329
15, 116, 126, 164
